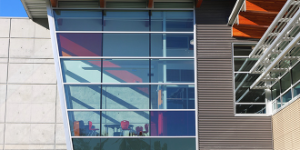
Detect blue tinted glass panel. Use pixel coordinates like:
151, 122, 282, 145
293, 82, 300, 97
151, 59, 194, 83
65, 85, 101, 109
72, 138, 100, 150
100, 138, 150, 150
98, 138, 195, 150
102, 85, 149, 109
68, 111, 100, 136
103, 10, 149, 31
151, 11, 193, 32
54, 10, 102, 31
103, 34, 149, 56
282, 90, 292, 105
101, 111, 149, 136
151, 85, 194, 109
151, 111, 195, 136
61, 59, 101, 83
57, 33, 102, 56
151, 34, 194, 57
150, 138, 196, 150
102, 59, 149, 83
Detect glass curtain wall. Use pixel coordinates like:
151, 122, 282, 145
53, 9, 196, 150
272, 61, 300, 111
233, 44, 267, 114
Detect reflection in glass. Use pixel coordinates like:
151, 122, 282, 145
57, 33, 102, 56
234, 45, 253, 56
65, 85, 101, 109
237, 89, 265, 103
54, 10, 102, 31
151, 59, 194, 83
68, 111, 100, 136
292, 62, 300, 84
102, 85, 149, 109
151, 85, 194, 109
151, 111, 195, 136
151, 34, 194, 57
101, 111, 149, 136
150, 138, 196, 150
235, 74, 260, 100
276, 98, 282, 109
234, 58, 257, 71
102, 59, 149, 83
271, 82, 280, 99
151, 11, 193, 31
293, 82, 300, 97
98, 138, 195, 150
234, 73, 247, 88
103, 34, 149, 57
280, 72, 291, 92
282, 90, 292, 105
72, 138, 100, 150
103, 10, 149, 31
61, 59, 102, 83
236, 105, 266, 114
100, 138, 150, 150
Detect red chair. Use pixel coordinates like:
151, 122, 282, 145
88, 121, 99, 136
143, 124, 149, 134
120, 120, 131, 136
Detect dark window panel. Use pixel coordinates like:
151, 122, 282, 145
151, 111, 195, 136
236, 105, 266, 114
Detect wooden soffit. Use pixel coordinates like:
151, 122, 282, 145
232, 0, 286, 39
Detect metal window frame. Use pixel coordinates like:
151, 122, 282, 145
232, 43, 269, 116
47, 3, 198, 150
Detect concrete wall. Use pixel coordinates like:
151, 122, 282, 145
0, 18, 66, 150
273, 98, 300, 150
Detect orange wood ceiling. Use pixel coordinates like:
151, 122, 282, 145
232, 0, 286, 39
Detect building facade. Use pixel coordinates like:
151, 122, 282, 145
0, 0, 299, 149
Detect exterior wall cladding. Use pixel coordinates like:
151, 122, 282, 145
196, 0, 272, 149
0, 18, 67, 150
0, 0, 275, 150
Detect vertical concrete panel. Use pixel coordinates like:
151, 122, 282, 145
56, 124, 66, 144
0, 124, 4, 144
0, 64, 7, 84
7, 85, 56, 104
34, 39, 53, 58
29, 124, 55, 144
34, 23, 50, 38
10, 39, 53, 58
9, 39, 34, 58
6, 104, 31, 122
10, 19, 35, 38
0, 19, 10, 38
7, 64, 56, 84
0, 85, 5, 123
0, 38, 9, 57
30, 104, 55, 123
5, 124, 31, 144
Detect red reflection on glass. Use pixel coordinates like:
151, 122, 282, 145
58, 33, 102, 56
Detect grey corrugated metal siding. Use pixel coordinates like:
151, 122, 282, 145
196, 0, 273, 149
